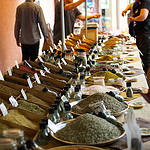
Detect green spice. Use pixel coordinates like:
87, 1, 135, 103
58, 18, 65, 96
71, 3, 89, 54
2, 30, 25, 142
1, 110, 38, 130
55, 113, 122, 144
0, 84, 20, 96
26, 93, 50, 107
18, 100, 47, 116
72, 93, 127, 114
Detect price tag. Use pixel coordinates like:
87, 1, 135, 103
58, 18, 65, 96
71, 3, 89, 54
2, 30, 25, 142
15, 60, 19, 69
0, 70, 4, 81
0, 103, 8, 116
44, 67, 50, 73
59, 40, 62, 45
34, 73, 41, 84
61, 95, 68, 102
79, 39, 82, 44
38, 56, 44, 63
54, 44, 57, 50
27, 77, 33, 88
48, 119, 58, 133
40, 70, 45, 76
64, 44, 67, 50
24, 60, 32, 68
67, 35, 70, 40
61, 58, 67, 65
21, 89, 27, 100
71, 33, 74, 37
71, 47, 74, 52
9, 96, 18, 107
49, 46, 53, 53
7, 66, 12, 76
58, 63, 62, 69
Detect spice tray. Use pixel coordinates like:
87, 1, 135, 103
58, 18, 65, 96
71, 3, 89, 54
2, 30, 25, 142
50, 119, 125, 146
0, 108, 38, 138
49, 145, 105, 150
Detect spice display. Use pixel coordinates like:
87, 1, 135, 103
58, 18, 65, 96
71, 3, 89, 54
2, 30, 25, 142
0, 84, 20, 96
1, 110, 38, 130
0, 122, 10, 131
55, 113, 122, 144
18, 100, 47, 116
96, 55, 119, 61
72, 93, 127, 114
26, 93, 50, 107
81, 85, 119, 95
86, 71, 121, 84
104, 37, 120, 45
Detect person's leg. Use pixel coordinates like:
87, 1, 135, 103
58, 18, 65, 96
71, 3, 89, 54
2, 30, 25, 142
21, 44, 30, 61
29, 41, 39, 61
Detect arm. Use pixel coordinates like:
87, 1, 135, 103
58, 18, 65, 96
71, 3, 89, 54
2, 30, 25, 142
122, 2, 133, 17
77, 14, 101, 21
128, 8, 149, 21
38, 7, 48, 41
14, 7, 21, 47
64, 0, 85, 10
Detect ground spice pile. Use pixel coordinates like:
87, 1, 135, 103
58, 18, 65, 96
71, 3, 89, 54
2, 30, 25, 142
72, 93, 127, 114
1, 110, 38, 130
18, 100, 47, 116
55, 113, 122, 144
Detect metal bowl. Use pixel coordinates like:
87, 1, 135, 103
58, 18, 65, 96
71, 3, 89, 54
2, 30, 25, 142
50, 119, 125, 146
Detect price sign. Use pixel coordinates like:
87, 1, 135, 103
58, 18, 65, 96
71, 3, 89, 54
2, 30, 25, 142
44, 67, 50, 73
38, 56, 44, 63
9, 96, 18, 107
15, 60, 19, 69
61, 95, 68, 102
58, 63, 62, 69
0, 103, 8, 116
27, 77, 33, 88
48, 119, 58, 133
61, 58, 67, 65
49, 46, 53, 53
7, 66, 12, 76
34, 73, 41, 84
40, 70, 45, 76
0, 70, 4, 81
21, 89, 27, 100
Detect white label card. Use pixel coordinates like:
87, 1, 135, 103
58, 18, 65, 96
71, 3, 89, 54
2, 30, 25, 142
48, 119, 59, 133
15, 60, 19, 69
7, 66, 12, 76
61, 95, 68, 102
34, 73, 41, 84
54, 44, 57, 50
61, 58, 67, 65
9, 96, 18, 107
27, 77, 33, 88
38, 56, 44, 63
21, 89, 27, 100
0, 103, 8, 116
40, 70, 45, 76
44, 67, 50, 73
49, 46, 53, 53
0, 70, 4, 81
71, 47, 74, 52
58, 63, 62, 69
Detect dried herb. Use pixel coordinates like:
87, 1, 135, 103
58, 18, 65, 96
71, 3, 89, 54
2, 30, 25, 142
0, 122, 10, 131
1, 110, 38, 130
55, 113, 122, 144
72, 93, 127, 114
18, 100, 47, 116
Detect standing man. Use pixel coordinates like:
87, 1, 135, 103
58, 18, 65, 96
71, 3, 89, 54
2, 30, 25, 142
53, 0, 101, 45
15, 0, 48, 61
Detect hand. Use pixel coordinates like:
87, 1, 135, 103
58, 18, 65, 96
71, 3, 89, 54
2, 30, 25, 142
128, 17, 135, 21
16, 41, 21, 47
122, 10, 127, 17
93, 14, 101, 18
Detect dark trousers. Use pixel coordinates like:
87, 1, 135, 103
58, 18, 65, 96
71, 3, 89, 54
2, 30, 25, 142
136, 31, 150, 74
21, 41, 39, 61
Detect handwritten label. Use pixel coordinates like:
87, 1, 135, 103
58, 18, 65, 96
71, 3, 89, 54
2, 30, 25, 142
21, 89, 27, 100
44, 67, 50, 73
40, 70, 45, 76
71, 47, 74, 52
9, 96, 18, 107
61, 58, 67, 65
0, 70, 4, 81
54, 44, 57, 50
58, 63, 62, 69
38, 56, 44, 63
61, 95, 68, 102
49, 46, 53, 53
48, 119, 58, 133
27, 77, 33, 88
24, 60, 32, 68
15, 60, 19, 69
0, 103, 8, 116
34, 73, 41, 84
7, 66, 12, 76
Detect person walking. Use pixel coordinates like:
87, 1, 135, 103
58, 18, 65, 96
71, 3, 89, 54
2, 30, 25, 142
14, 0, 48, 61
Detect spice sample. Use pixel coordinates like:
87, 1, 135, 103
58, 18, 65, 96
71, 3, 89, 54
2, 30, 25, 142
1, 110, 38, 130
72, 93, 127, 114
81, 85, 119, 95
26, 93, 50, 107
97, 55, 119, 61
55, 113, 122, 144
18, 100, 47, 116
86, 71, 121, 84
0, 84, 20, 96
0, 122, 11, 131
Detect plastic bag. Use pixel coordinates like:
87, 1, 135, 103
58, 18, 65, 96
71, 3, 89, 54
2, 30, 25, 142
123, 107, 145, 150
